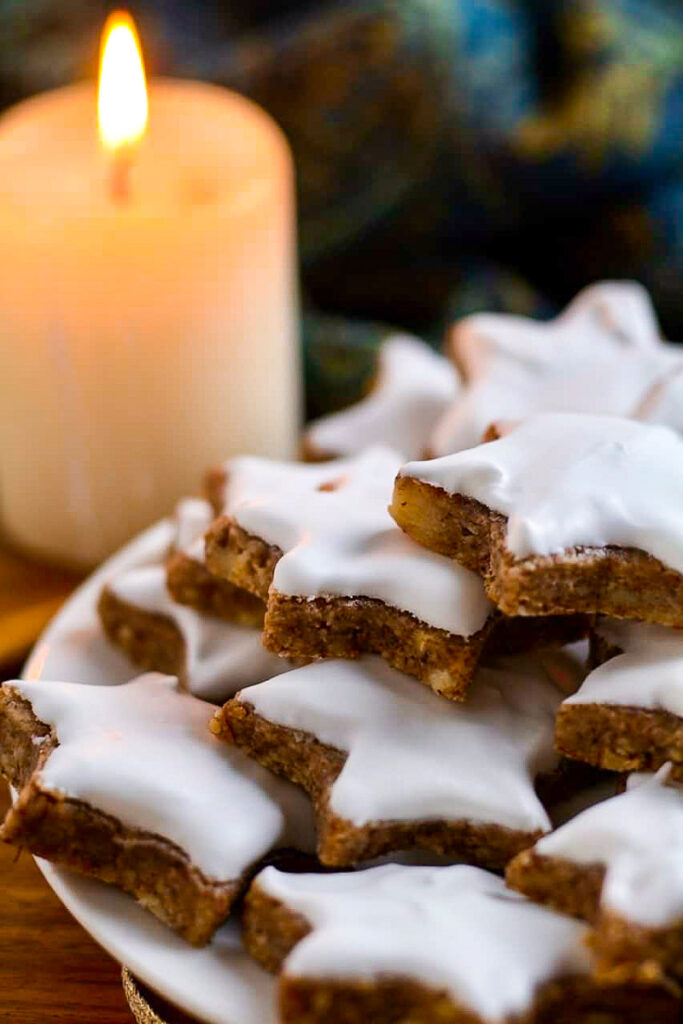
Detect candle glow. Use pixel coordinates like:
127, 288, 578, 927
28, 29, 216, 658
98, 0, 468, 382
97, 11, 148, 152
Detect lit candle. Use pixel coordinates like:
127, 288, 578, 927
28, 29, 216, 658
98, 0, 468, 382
0, 12, 299, 568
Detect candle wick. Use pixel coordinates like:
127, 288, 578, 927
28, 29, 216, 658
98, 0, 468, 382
109, 148, 133, 204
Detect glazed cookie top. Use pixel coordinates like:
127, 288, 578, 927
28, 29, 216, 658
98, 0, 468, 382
431, 281, 678, 455
565, 618, 683, 715
401, 414, 683, 575
109, 565, 288, 702
536, 769, 683, 927
304, 334, 459, 461
254, 863, 590, 1020
235, 654, 561, 832
172, 496, 214, 559
7, 673, 314, 879
222, 446, 491, 636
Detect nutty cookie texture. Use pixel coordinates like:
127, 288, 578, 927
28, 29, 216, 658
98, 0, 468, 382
205, 446, 494, 701
431, 280, 678, 456
0, 673, 313, 945
507, 768, 683, 986
215, 653, 565, 868
555, 618, 683, 777
98, 498, 289, 704
241, 863, 678, 1024
303, 333, 459, 462
392, 414, 683, 626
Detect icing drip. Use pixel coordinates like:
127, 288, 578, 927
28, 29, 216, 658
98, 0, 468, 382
305, 334, 459, 460
256, 863, 590, 1020
222, 446, 491, 636
109, 565, 288, 702
402, 414, 683, 574
237, 654, 561, 832
537, 768, 683, 927
9, 674, 314, 879
431, 281, 679, 456
565, 618, 683, 716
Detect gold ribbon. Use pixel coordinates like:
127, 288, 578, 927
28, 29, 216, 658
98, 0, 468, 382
121, 967, 197, 1024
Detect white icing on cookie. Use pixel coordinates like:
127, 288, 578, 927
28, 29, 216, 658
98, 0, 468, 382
8, 673, 314, 879
237, 654, 561, 832
536, 768, 683, 927
564, 618, 683, 716
109, 565, 289, 702
305, 334, 459, 461
402, 414, 683, 574
255, 863, 590, 1020
172, 496, 214, 560
431, 281, 679, 455
222, 447, 491, 636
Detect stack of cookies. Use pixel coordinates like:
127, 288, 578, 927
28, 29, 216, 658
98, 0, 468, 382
2, 281, 683, 1024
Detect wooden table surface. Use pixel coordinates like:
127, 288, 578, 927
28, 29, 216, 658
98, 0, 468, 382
0, 544, 200, 1024
0, 782, 133, 1024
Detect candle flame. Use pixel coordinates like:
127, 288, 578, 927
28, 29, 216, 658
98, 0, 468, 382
98, 11, 148, 151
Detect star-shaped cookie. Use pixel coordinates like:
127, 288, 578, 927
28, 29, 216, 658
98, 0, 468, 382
0, 673, 314, 945
507, 768, 683, 984
205, 446, 494, 700
304, 333, 459, 461
242, 863, 676, 1024
431, 281, 680, 456
98, 498, 289, 703
166, 497, 264, 625
215, 653, 563, 867
555, 618, 683, 777
393, 413, 683, 626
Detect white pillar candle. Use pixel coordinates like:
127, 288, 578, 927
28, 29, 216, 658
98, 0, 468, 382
0, 14, 299, 568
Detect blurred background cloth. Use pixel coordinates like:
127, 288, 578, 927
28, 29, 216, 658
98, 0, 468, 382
3, 0, 681, 416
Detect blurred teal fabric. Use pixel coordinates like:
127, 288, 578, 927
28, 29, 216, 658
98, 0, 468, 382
3, 0, 681, 416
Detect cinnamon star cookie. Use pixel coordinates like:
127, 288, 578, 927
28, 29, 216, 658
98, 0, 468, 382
206, 446, 494, 700
242, 863, 677, 1024
304, 333, 459, 461
0, 673, 314, 945
507, 768, 683, 983
431, 280, 678, 456
393, 414, 683, 626
215, 654, 564, 868
555, 618, 683, 777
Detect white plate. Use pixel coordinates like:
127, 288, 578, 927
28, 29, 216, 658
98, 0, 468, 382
21, 521, 278, 1024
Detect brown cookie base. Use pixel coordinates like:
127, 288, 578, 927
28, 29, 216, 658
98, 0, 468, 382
216, 700, 543, 869
263, 592, 490, 701
555, 702, 683, 778
507, 847, 683, 986
0, 690, 236, 946
505, 848, 605, 922
205, 517, 492, 701
243, 880, 679, 1024
98, 586, 186, 680
593, 910, 683, 985
205, 517, 280, 601
166, 550, 264, 627
391, 476, 683, 626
